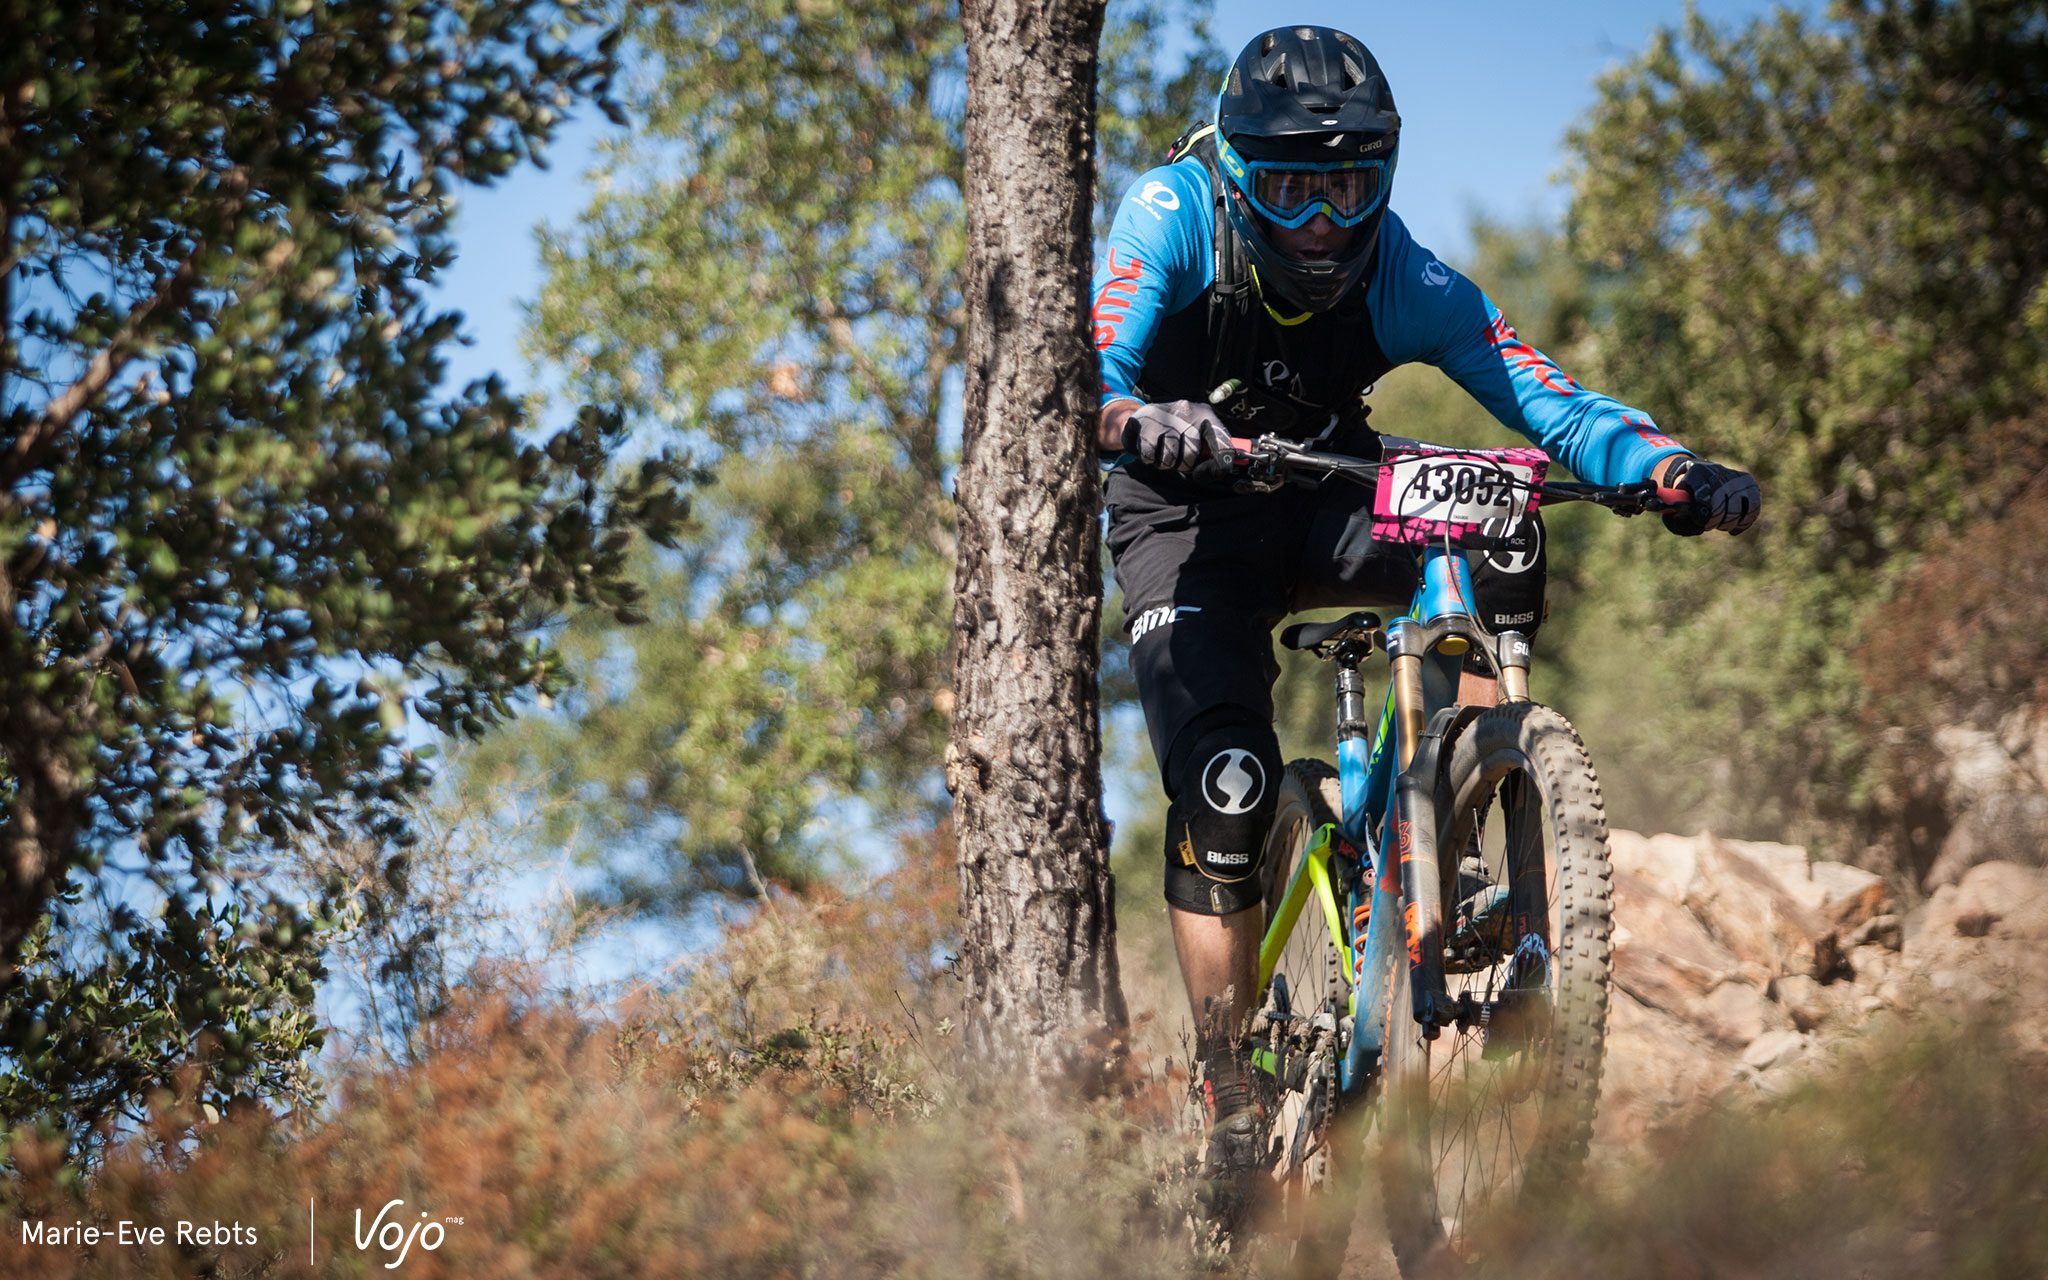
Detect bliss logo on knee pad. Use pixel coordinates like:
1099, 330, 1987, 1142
1206, 850, 1252, 866
1201, 748, 1267, 815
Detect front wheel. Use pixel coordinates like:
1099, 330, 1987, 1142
1379, 703, 1614, 1274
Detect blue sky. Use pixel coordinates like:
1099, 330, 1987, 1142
432, 1, 1823, 400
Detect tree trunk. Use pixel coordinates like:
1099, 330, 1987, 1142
949, 0, 1125, 1079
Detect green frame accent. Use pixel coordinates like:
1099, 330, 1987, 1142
1257, 821, 1354, 994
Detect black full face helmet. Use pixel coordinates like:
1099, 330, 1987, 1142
1215, 26, 1401, 313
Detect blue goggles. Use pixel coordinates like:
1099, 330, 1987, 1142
1219, 141, 1392, 230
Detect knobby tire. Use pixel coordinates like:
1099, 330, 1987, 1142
1379, 702, 1614, 1276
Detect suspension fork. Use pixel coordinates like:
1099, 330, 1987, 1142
1386, 618, 1462, 1035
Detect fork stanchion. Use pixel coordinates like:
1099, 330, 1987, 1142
1496, 630, 1532, 703
1386, 622, 1426, 772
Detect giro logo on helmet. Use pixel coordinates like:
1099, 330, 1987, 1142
1201, 749, 1267, 816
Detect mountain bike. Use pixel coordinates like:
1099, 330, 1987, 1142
1218, 432, 1689, 1276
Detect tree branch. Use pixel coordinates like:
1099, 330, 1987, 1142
8, 255, 200, 485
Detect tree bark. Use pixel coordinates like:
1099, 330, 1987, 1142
950, 0, 1125, 1079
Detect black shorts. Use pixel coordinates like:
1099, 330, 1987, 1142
1105, 458, 1546, 782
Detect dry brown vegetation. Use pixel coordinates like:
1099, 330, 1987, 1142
0, 841, 1201, 1280
4, 835, 2046, 1280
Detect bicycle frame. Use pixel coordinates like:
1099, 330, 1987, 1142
1254, 543, 1532, 1097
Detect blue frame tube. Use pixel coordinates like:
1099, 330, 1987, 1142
1418, 544, 1480, 624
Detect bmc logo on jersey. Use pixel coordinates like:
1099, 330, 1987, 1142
1092, 250, 1144, 349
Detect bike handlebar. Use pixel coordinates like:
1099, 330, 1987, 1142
1222, 434, 1691, 518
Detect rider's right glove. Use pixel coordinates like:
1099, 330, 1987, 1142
1662, 457, 1762, 537
1123, 400, 1235, 476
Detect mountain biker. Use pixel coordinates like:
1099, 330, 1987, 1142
1091, 25, 1760, 1176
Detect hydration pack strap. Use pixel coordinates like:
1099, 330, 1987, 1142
1164, 123, 1257, 395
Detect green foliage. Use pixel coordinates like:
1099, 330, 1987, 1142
0, 884, 340, 1164
494, 0, 1219, 910
1549, 0, 2048, 855
0, 0, 688, 1150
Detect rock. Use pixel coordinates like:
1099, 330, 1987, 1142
1595, 986, 1736, 1148
1898, 861, 2048, 1054
1740, 1028, 1810, 1073
1954, 910, 1996, 938
1607, 830, 1703, 903
1935, 723, 2014, 795
1770, 973, 1830, 1032
1697, 979, 1790, 1047
1924, 720, 2048, 887
1683, 836, 1833, 980
1847, 943, 1897, 984
1610, 867, 1740, 1011
1848, 913, 1903, 951
1807, 860, 1894, 927
1950, 861, 2048, 941
1927, 791, 2048, 886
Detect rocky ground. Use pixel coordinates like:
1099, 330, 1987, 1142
1339, 830, 2048, 1278
1601, 831, 2048, 1146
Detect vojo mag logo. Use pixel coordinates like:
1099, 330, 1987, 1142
353, 1199, 460, 1269
308, 1197, 464, 1270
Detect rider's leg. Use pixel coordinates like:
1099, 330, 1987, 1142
1169, 901, 1262, 1056
1158, 709, 1281, 1163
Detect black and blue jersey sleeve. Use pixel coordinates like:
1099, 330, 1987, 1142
1089, 161, 1214, 408
1365, 212, 1688, 486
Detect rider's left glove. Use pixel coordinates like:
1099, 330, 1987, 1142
1661, 458, 1761, 537
1123, 400, 1235, 476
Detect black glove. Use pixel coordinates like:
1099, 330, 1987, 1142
1123, 400, 1235, 476
1662, 457, 1761, 536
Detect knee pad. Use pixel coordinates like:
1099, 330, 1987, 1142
1161, 711, 1281, 917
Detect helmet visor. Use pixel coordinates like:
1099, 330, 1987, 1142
1249, 159, 1386, 228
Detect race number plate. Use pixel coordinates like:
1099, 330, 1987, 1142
1370, 444, 1550, 545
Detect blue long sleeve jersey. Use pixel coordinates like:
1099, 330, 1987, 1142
1090, 159, 1688, 487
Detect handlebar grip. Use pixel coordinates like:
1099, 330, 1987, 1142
1654, 486, 1691, 509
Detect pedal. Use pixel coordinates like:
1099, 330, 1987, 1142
1255, 973, 1293, 1030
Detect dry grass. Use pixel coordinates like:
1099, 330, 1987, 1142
5, 836, 2045, 1279
0, 839, 1202, 1280
1456, 1007, 2048, 1280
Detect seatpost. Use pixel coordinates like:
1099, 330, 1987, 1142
1334, 662, 1372, 746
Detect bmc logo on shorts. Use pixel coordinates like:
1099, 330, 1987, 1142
1130, 603, 1200, 643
